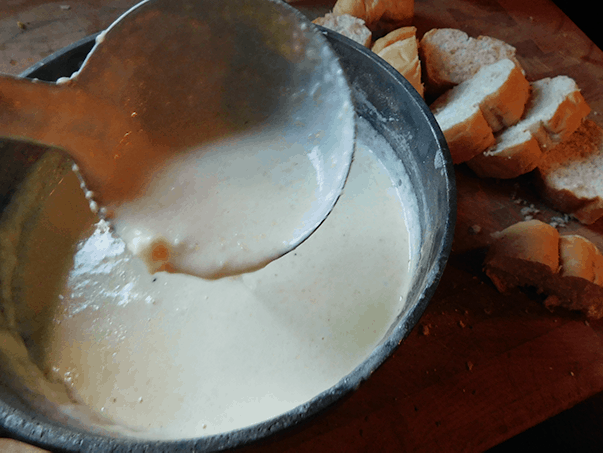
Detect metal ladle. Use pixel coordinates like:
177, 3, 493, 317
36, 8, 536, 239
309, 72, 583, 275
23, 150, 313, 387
0, 0, 355, 278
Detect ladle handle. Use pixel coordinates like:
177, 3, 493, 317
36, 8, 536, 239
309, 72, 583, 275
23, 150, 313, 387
0, 74, 73, 148
0, 74, 155, 204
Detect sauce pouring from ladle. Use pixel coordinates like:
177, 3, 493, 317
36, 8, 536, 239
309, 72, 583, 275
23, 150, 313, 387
0, 0, 355, 279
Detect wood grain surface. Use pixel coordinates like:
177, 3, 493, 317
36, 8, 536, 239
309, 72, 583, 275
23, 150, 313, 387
1, 0, 603, 452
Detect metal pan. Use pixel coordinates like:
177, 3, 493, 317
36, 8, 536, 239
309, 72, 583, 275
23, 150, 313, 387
0, 28, 455, 452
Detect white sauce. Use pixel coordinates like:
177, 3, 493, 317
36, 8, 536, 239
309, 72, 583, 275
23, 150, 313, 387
0, 118, 418, 440
111, 127, 329, 279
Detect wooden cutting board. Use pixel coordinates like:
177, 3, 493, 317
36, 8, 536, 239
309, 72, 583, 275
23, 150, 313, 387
2, 0, 603, 452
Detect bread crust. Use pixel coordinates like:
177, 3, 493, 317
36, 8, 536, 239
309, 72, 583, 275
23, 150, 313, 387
484, 220, 559, 294
376, 42, 423, 96
372, 27, 423, 97
486, 220, 560, 274
333, 0, 414, 33
372, 26, 416, 53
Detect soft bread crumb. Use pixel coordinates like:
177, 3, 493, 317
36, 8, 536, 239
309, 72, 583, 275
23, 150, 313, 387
485, 220, 603, 319
469, 224, 482, 234
520, 205, 540, 221
549, 215, 571, 229
313, 13, 372, 47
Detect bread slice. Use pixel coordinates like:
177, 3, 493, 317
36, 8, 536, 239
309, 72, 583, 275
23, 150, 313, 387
431, 59, 529, 133
432, 104, 495, 165
467, 75, 591, 179
333, 0, 414, 33
371, 27, 423, 97
372, 26, 416, 53
534, 119, 603, 224
484, 220, 603, 319
467, 128, 542, 179
558, 235, 603, 281
544, 235, 603, 319
430, 58, 530, 164
485, 219, 560, 293
313, 13, 372, 48
419, 28, 520, 98
524, 77, 591, 150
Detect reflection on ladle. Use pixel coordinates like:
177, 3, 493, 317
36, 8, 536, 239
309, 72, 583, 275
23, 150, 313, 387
0, 0, 355, 279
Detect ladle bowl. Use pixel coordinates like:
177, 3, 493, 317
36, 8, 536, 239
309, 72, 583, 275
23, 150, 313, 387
0, 0, 356, 278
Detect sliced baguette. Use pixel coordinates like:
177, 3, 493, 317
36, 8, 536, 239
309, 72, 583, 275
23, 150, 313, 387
467, 75, 591, 179
333, 0, 414, 33
484, 220, 603, 319
372, 27, 423, 97
534, 119, 603, 224
312, 13, 372, 48
431, 58, 529, 164
419, 28, 521, 98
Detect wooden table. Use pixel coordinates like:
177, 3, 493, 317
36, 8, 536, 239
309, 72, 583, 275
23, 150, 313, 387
1, 0, 602, 451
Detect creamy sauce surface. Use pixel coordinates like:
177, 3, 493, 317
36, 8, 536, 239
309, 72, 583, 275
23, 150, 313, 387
1, 119, 417, 440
